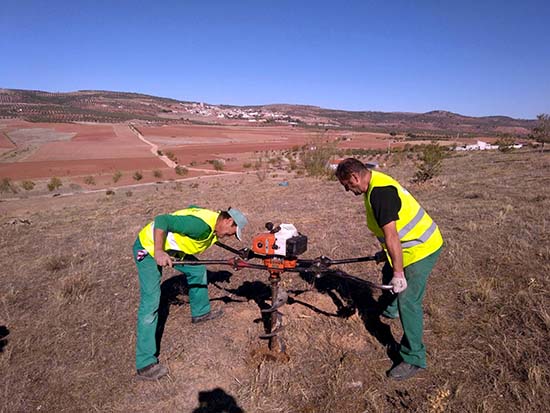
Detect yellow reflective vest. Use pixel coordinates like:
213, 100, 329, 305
364, 171, 443, 267
138, 207, 220, 257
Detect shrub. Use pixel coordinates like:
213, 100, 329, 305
153, 169, 163, 179
112, 170, 122, 183
106, 189, 115, 196
133, 171, 143, 181
301, 138, 337, 178
165, 151, 177, 162
0, 178, 18, 194
83, 176, 96, 185
47, 177, 62, 192
21, 180, 35, 191
175, 166, 188, 176
243, 162, 252, 169
212, 160, 224, 171
532, 113, 550, 152
125, 191, 133, 197
413, 142, 447, 182
496, 136, 516, 153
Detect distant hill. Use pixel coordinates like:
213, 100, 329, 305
0, 88, 536, 136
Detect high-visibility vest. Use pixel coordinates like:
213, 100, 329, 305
365, 171, 443, 267
138, 207, 220, 257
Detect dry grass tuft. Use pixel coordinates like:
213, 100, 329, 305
45, 255, 71, 272
56, 273, 98, 304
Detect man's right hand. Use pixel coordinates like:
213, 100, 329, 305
154, 250, 173, 267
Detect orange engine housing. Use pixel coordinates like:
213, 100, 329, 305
251, 232, 298, 271
251, 232, 277, 256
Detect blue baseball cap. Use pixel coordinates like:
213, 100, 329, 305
227, 208, 248, 241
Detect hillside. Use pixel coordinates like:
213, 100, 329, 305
0, 88, 536, 136
1, 149, 548, 412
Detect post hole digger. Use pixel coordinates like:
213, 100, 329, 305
173, 222, 392, 353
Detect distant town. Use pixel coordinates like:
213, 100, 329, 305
166, 101, 301, 125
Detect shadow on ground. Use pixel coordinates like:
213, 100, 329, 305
0, 325, 9, 353
192, 387, 244, 413
154, 266, 400, 363
293, 268, 401, 362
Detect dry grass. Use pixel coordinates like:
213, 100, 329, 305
0, 149, 548, 412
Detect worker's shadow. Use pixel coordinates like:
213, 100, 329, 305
192, 387, 243, 413
0, 325, 9, 353
155, 269, 237, 355
211, 276, 277, 334
293, 269, 400, 362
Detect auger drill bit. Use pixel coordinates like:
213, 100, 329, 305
259, 271, 287, 352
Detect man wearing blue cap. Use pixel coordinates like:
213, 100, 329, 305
132, 206, 248, 380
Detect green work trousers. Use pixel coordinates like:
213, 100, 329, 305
133, 239, 210, 370
380, 247, 442, 368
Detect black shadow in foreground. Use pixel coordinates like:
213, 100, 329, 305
192, 387, 244, 413
0, 325, 9, 352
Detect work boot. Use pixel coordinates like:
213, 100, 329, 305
387, 361, 424, 381
136, 362, 168, 381
191, 309, 224, 324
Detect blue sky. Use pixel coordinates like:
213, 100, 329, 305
1, 1, 548, 119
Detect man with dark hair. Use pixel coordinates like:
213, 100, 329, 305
335, 158, 443, 380
132, 206, 248, 381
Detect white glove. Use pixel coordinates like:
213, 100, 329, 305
390, 271, 407, 293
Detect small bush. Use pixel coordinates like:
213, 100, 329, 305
496, 136, 516, 153
413, 142, 447, 182
210, 160, 224, 171
125, 191, 133, 197
0, 178, 18, 194
112, 171, 122, 183
165, 151, 177, 162
175, 166, 188, 176
47, 177, 62, 192
243, 162, 252, 169
106, 189, 115, 196
83, 176, 96, 185
21, 180, 35, 191
133, 171, 143, 181
301, 139, 337, 178
153, 169, 163, 179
